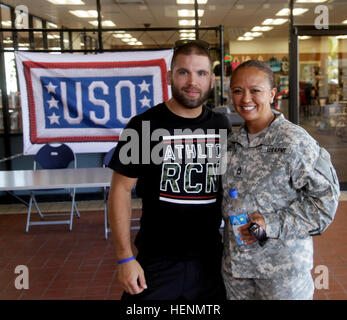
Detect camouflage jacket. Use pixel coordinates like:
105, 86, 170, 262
222, 112, 340, 279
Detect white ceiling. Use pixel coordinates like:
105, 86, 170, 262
1, 0, 347, 48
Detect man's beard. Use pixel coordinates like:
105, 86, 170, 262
171, 82, 212, 109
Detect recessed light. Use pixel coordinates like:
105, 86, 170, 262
1, 21, 11, 27
176, 0, 208, 4
180, 33, 196, 38
178, 9, 204, 17
179, 29, 195, 33
179, 20, 201, 26
46, 0, 85, 4
252, 26, 273, 32
89, 20, 116, 27
276, 8, 309, 16
262, 18, 288, 25
296, 0, 327, 3
237, 36, 254, 41
47, 22, 58, 28
235, 4, 244, 9
244, 32, 263, 37
69, 10, 98, 18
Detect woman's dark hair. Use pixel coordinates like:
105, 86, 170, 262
231, 60, 275, 89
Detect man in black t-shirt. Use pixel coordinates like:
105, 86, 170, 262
107, 40, 231, 300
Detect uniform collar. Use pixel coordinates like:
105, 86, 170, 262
230, 110, 284, 147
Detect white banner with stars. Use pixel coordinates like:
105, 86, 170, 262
15, 50, 173, 155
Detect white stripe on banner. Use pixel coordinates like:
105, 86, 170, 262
162, 134, 220, 141
15, 50, 173, 155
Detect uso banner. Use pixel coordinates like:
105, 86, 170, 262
15, 50, 173, 154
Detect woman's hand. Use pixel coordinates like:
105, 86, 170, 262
238, 212, 266, 245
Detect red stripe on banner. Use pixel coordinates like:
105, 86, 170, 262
23, 59, 168, 144
159, 193, 217, 200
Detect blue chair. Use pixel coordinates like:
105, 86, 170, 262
26, 144, 80, 232
103, 147, 140, 240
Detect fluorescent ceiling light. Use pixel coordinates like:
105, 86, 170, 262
121, 38, 131, 42
343, 20, 347, 24
298, 36, 312, 40
47, 22, 58, 28
69, 10, 98, 18
179, 29, 195, 33
180, 33, 196, 38
336, 35, 347, 39
178, 9, 204, 17
47, 34, 60, 39
177, 0, 208, 4
136, 41, 143, 45
252, 26, 273, 32
262, 18, 288, 25
113, 34, 125, 38
179, 20, 201, 26
122, 33, 132, 38
244, 32, 262, 37
89, 20, 116, 27
237, 36, 254, 41
296, 0, 327, 3
276, 8, 308, 16
46, 0, 85, 4
1, 21, 11, 27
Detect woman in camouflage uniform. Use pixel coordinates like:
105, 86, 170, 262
222, 60, 340, 300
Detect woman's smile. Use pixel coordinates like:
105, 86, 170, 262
230, 66, 277, 133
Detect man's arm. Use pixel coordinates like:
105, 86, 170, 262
108, 171, 147, 295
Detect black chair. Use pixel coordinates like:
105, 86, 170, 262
103, 147, 140, 240
26, 144, 80, 232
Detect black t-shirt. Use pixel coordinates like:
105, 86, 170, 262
108, 102, 231, 260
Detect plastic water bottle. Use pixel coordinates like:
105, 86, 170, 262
228, 189, 250, 251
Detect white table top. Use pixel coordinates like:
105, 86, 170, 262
0, 167, 113, 191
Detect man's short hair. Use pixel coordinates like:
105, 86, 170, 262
170, 39, 212, 70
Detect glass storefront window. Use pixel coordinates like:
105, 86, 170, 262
33, 17, 43, 50
299, 36, 347, 183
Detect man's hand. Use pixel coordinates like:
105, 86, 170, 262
238, 212, 266, 245
117, 259, 147, 295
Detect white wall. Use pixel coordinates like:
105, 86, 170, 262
229, 38, 289, 55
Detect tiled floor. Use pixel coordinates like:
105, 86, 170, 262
0, 200, 346, 300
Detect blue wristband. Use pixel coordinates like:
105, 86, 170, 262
117, 256, 135, 264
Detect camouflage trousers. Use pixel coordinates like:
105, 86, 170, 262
222, 269, 314, 300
